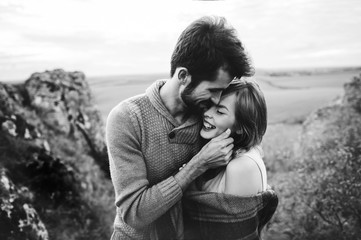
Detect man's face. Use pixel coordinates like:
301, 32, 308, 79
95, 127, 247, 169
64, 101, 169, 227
181, 68, 233, 113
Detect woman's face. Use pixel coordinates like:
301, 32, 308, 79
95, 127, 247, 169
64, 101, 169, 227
200, 93, 237, 139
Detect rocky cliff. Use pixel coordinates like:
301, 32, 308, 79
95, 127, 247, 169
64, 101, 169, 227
264, 73, 361, 239
0, 69, 114, 240
295, 73, 361, 238
300, 73, 361, 150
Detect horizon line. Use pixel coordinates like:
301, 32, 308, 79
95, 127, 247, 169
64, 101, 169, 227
1, 65, 361, 83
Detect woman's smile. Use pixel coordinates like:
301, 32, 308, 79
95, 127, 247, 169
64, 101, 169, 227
202, 119, 216, 131
200, 94, 237, 139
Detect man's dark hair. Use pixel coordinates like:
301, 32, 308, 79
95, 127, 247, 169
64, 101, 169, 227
170, 16, 254, 83
222, 80, 267, 151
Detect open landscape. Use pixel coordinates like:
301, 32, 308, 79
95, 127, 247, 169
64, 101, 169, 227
88, 67, 360, 125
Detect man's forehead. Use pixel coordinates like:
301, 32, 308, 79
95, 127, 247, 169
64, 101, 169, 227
210, 77, 233, 89
209, 70, 232, 85
201, 80, 229, 90
193, 69, 233, 89
215, 69, 233, 85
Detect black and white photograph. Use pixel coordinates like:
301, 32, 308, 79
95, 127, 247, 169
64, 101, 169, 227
1, 0, 360, 239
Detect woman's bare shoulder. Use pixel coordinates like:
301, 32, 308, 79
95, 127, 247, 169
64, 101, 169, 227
224, 155, 262, 196
226, 155, 259, 175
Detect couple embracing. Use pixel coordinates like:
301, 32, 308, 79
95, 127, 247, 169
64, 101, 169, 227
106, 16, 278, 240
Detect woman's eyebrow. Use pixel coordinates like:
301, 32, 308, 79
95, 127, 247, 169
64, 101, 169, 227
216, 104, 229, 111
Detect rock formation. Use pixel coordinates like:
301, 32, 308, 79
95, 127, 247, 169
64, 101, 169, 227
0, 69, 114, 240
295, 73, 361, 238
300, 73, 361, 150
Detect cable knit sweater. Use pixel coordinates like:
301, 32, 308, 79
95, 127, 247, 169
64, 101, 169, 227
106, 80, 202, 239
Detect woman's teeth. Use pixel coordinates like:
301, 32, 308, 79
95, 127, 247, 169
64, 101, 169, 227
203, 122, 216, 130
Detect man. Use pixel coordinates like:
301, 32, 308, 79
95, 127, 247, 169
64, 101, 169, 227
106, 16, 253, 239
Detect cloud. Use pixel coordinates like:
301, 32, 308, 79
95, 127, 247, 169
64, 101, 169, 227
0, 1, 23, 17
1, 0, 361, 80
0, 52, 37, 62
22, 31, 107, 50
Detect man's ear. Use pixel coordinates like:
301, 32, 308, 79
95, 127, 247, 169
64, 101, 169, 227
178, 68, 189, 85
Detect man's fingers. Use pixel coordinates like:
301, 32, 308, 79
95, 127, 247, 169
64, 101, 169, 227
224, 143, 234, 152
222, 144, 233, 157
222, 138, 234, 147
225, 150, 233, 162
213, 128, 231, 141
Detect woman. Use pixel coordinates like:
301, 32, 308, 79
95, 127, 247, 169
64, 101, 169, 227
182, 78, 278, 240
199, 78, 267, 196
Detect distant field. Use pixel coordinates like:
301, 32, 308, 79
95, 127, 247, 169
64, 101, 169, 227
88, 69, 359, 124
256, 70, 359, 89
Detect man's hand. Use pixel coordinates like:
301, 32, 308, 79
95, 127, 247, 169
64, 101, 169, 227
174, 129, 234, 191
195, 128, 234, 171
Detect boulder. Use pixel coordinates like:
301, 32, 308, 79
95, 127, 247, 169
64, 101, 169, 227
0, 69, 113, 240
0, 168, 49, 240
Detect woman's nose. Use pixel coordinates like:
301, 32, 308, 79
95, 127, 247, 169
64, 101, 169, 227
203, 109, 213, 118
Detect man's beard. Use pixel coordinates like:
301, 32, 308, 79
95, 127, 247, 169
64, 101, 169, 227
181, 84, 213, 114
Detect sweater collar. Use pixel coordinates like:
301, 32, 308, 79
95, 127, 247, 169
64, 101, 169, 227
146, 80, 200, 127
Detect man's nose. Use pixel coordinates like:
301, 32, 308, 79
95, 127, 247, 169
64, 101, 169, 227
211, 92, 222, 104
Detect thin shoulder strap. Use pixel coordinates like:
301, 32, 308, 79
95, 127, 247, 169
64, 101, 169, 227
249, 157, 264, 191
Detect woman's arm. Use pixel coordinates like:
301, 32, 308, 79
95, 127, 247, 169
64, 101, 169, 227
224, 156, 262, 196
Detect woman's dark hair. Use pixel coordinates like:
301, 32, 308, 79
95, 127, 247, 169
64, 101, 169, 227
170, 16, 254, 84
222, 79, 267, 151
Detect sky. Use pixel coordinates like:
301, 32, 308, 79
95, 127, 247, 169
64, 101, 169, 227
1, 0, 361, 81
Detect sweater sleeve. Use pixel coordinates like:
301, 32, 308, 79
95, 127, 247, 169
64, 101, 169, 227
106, 101, 183, 229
